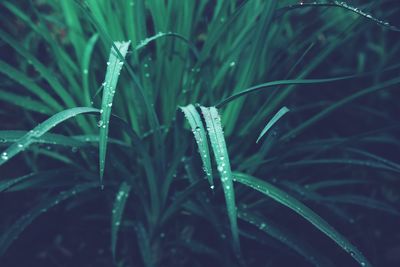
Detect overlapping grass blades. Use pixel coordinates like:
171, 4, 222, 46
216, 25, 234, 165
0, 183, 96, 257
180, 104, 213, 187
181, 105, 239, 253
98, 41, 130, 183
233, 172, 371, 267
256, 106, 289, 143
0, 107, 99, 166
111, 181, 131, 258
200, 106, 240, 254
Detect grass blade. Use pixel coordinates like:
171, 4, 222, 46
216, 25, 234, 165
111, 181, 131, 258
98, 41, 130, 183
180, 104, 214, 187
256, 106, 290, 143
238, 209, 335, 267
0, 131, 85, 148
233, 172, 371, 267
0, 107, 99, 166
200, 106, 240, 254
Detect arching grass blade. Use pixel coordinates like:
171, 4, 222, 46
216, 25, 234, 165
0, 107, 99, 166
233, 172, 371, 267
256, 106, 289, 143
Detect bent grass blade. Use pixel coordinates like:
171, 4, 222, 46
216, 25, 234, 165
0, 107, 99, 166
234, 172, 371, 267
257, 106, 290, 143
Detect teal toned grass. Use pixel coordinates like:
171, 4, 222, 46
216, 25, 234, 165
1, 1, 400, 266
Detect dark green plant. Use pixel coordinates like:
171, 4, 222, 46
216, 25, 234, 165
1, 1, 400, 266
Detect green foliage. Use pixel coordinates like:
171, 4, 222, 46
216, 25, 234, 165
1, 0, 400, 266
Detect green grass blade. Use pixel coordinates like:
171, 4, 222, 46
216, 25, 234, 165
0, 131, 85, 147
256, 106, 289, 143
277, 1, 400, 32
0, 183, 96, 257
111, 181, 131, 258
200, 106, 240, 254
98, 41, 130, 183
233, 172, 371, 267
180, 104, 214, 187
238, 209, 335, 267
281, 76, 400, 141
0, 107, 99, 166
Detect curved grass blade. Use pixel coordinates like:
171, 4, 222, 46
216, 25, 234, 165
135, 31, 199, 58
0, 131, 85, 147
256, 106, 289, 143
180, 104, 214, 188
0, 183, 96, 257
283, 159, 400, 173
280, 74, 400, 142
200, 106, 240, 254
0, 107, 99, 166
98, 41, 130, 183
238, 209, 335, 267
111, 181, 131, 258
276, 1, 400, 32
233, 172, 371, 267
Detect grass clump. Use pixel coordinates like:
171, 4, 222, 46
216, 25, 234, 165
1, 1, 400, 266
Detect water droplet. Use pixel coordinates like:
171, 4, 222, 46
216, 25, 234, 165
97, 120, 104, 127
1, 152, 8, 160
217, 166, 224, 172
71, 147, 78, 153
107, 61, 110, 66
145, 73, 150, 78
229, 61, 236, 67
107, 103, 113, 107
210, 185, 215, 190
17, 144, 23, 148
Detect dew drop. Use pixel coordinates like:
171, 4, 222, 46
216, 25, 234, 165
97, 120, 104, 127
1, 152, 8, 160
83, 69, 88, 74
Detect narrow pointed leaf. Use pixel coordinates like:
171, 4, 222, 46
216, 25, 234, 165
256, 106, 289, 143
99, 41, 131, 183
234, 172, 371, 267
201, 106, 240, 253
0, 107, 99, 166
180, 104, 213, 187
